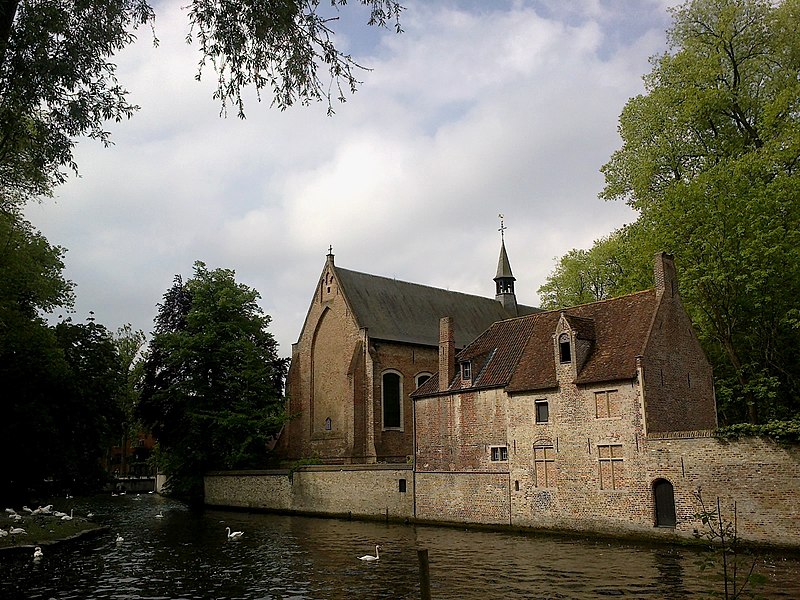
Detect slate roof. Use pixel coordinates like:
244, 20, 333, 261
335, 267, 538, 348
413, 288, 658, 396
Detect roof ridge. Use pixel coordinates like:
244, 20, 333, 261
335, 265, 536, 307
538, 288, 655, 315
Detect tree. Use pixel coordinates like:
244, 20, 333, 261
52, 318, 126, 492
0, 0, 402, 208
113, 323, 147, 474
545, 0, 800, 424
537, 226, 653, 310
138, 262, 288, 501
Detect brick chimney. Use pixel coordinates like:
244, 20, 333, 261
439, 316, 455, 392
654, 252, 677, 298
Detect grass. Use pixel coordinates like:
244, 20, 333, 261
0, 514, 106, 551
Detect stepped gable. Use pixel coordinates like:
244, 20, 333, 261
335, 267, 538, 349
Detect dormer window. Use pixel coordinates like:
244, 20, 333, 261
559, 333, 572, 363
460, 360, 472, 380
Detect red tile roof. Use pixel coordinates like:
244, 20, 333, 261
413, 289, 658, 397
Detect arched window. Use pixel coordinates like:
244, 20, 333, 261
558, 333, 572, 363
382, 371, 403, 430
415, 372, 433, 389
653, 479, 676, 527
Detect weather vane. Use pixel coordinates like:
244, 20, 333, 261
498, 213, 506, 241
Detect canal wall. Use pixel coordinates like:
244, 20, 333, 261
205, 464, 413, 521
204, 437, 800, 548
413, 433, 800, 547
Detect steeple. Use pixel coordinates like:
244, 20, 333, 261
494, 214, 518, 314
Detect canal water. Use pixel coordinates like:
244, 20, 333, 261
1, 493, 799, 599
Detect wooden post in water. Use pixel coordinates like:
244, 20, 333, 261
418, 548, 431, 600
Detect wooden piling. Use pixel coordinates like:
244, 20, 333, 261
418, 548, 431, 600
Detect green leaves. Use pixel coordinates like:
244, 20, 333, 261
0, 0, 155, 207
549, 0, 800, 424
138, 261, 288, 501
186, 0, 403, 118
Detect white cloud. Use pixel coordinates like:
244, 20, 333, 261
25, 0, 679, 355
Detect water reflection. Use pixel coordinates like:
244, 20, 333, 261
0, 493, 798, 599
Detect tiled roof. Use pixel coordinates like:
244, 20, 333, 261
335, 267, 538, 348
414, 289, 658, 396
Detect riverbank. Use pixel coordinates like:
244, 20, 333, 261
0, 514, 108, 555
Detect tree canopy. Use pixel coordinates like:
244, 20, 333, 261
0, 0, 402, 208
540, 0, 800, 424
138, 262, 288, 501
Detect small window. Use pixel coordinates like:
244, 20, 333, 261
460, 361, 472, 380
535, 400, 549, 423
324, 417, 332, 431
533, 445, 556, 488
399, 478, 407, 493
595, 390, 620, 418
559, 333, 571, 363
415, 373, 432, 389
490, 446, 508, 462
598, 444, 624, 490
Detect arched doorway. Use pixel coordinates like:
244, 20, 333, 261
653, 479, 676, 527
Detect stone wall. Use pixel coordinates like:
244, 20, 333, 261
642, 434, 800, 546
205, 465, 413, 521
205, 436, 800, 546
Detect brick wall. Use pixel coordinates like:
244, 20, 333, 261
205, 465, 414, 520
371, 341, 438, 462
641, 282, 717, 433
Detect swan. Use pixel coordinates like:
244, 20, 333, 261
22, 506, 32, 513
53, 511, 67, 518
358, 545, 382, 561
115, 534, 124, 543
9, 526, 26, 535
155, 511, 164, 518
0, 529, 7, 537
225, 526, 244, 539
87, 512, 94, 518
33, 547, 43, 559
61, 509, 74, 521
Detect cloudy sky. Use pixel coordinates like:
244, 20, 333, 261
25, 0, 678, 356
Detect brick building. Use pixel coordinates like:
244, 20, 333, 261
277, 244, 537, 464
212, 251, 800, 546
412, 252, 722, 533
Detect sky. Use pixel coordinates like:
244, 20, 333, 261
25, 0, 679, 357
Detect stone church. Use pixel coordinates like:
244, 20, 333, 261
277, 240, 537, 464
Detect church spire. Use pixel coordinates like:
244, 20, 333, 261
494, 214, 518, 314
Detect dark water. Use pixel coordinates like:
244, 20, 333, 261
1, 494, 799, 599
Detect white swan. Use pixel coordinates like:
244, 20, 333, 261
115, 533, 124, 543
9, 526, 26, 535
155, 511, 164, 518
33, 546, 43, 559
0, 529, 7, 537
226, 526, 244, 539
61, 509, 74, 521
358, 545, 382, 561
